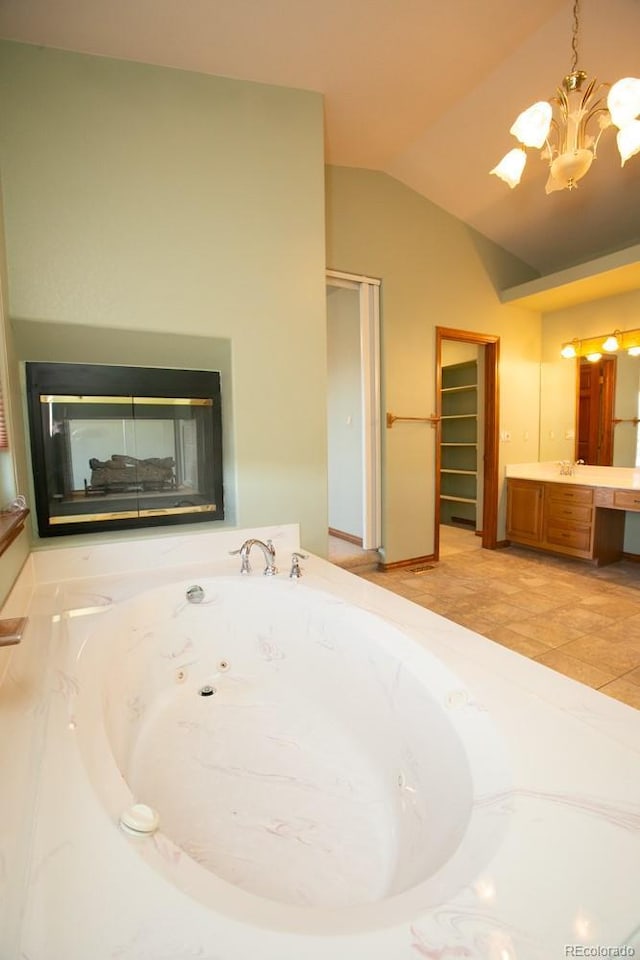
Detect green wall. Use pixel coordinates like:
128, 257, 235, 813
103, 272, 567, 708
0, 41, 328, 555
325, 166, 542, 563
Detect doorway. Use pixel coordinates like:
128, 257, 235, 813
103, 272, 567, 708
326, 270, 381, 551
434, 327, 499, 561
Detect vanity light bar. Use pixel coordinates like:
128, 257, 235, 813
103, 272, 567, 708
560, 328, 640, 359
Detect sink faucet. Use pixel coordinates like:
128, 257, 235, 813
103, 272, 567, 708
230, 538, 277, 576
559, 459, 585, 477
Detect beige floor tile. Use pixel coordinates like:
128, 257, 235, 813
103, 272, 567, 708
446, 613, 495, 633
482, 580, 524, 597
610, 612, 640, 637
410, 596, 460, 618
544, 605, 615, 634
505, 616, 588, 648
621, 665, 640, 686
558, 634, 640, 675
349, 526, 640, 709
481, 625, 550, 658
504, 591, 573, 615
597, 678, 640, 709
458, 599, 527, 624
577, 596, 640, 619
533, 650, 617, 689
395, 576, 437, 594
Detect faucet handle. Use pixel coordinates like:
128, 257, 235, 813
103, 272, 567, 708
289, 551, 308, 579
229, 545, 251, 574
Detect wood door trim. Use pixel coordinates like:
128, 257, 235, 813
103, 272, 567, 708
435, 327, 500, 559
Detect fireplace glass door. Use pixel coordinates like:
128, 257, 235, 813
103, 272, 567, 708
26, 363, 223, 537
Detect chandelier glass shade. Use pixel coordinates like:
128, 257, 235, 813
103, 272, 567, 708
491, 2, 640, 193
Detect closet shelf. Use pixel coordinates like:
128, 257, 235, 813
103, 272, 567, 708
440, 359, 478, 528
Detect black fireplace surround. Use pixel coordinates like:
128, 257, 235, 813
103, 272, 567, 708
26, 362, 224, 537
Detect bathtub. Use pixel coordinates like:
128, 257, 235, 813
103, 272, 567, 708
68, 575, 509, 934
5, 524, 640, 959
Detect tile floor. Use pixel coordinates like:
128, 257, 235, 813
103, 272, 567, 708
329, 525, 640, 710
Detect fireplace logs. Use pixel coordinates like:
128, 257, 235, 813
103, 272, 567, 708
87, 454, 176, 494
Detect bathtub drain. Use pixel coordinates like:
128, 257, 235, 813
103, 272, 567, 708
119, 803, 159, 837
198, 685, 216, 697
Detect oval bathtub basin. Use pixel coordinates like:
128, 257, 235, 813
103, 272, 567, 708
73, 576, 508, 928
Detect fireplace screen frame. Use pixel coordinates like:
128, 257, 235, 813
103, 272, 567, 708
26, 362, 224, 537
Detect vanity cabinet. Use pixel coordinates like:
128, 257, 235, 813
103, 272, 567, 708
506, 478, 626, 565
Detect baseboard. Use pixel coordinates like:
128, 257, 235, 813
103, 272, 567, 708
328, 527, 363, 547
495, 539, 510, 549
622, 551, 640, 563
380, 554, 436, 572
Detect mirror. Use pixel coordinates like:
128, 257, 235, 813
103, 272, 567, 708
610, 351, 640, 467
575, 353, 640, 467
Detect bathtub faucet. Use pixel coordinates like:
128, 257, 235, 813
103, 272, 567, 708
230, 538, 277, 576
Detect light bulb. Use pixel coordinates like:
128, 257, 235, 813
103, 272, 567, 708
602, 334, 619, 352
586, 352, 602, 363
561, 342, 578, 359
628, 346, 640, 357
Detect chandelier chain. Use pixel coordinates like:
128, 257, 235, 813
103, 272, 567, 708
570, 0, 580, 73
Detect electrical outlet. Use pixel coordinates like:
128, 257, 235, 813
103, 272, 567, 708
500, 430, 511, 442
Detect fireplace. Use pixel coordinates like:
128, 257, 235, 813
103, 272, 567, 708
26, 363, 224, 537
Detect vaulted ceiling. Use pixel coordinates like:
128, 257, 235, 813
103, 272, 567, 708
1, 0, 639, 278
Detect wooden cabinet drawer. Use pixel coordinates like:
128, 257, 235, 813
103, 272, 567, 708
545, 523, 592, 552
546, 484, 593, 505
612, 489, 640, 511
547, 500, 592, 524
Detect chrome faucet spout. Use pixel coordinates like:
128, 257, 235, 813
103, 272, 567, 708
229, 538, 277, 576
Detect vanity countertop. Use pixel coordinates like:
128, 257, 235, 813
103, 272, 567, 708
506, 461, 640, 489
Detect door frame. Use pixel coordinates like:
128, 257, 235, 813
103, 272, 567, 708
435, 326, 500, 559
326, 269, 382, 550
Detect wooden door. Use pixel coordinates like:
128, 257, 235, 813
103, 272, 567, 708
577, 357, 615, 465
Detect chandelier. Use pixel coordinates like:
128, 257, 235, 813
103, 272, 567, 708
491, 0, 640, 193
